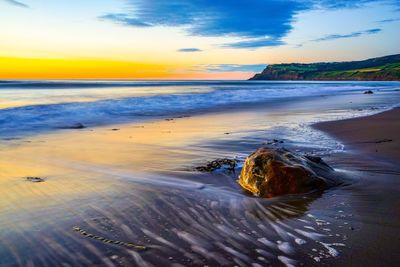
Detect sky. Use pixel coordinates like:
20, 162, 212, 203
0, 0, 399, 79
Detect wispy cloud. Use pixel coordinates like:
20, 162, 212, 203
376, 18, 400, 23
294, 28, 382, 48
177, 64, 267, 73
205, 64, 267, 72
312, 28, 381, 42
3, 0, 29, 8
311, 0, 378, 9
98, 13, 151, 27
222, 38, 285, 49
177, 48, 203, 52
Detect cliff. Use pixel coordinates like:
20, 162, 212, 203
250, 54, 400, 81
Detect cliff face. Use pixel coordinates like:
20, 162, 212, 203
251, 66, 305, 80
250, 54, 400, 81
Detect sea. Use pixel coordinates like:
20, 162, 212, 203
1, 80, 399, 140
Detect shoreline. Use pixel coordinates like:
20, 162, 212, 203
313, 107, 400, 164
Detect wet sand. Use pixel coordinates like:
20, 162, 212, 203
314, 107, 400, 163
1, 103, 400, 266
314, 108, 400, 266
0, 105, 345, 266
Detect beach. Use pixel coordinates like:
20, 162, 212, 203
0, 81, 399, 266
314, 108, 400, 266
315, 107, 400, 163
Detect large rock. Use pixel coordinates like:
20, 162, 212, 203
239, 148, 339, 198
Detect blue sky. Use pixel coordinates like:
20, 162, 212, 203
0, 0, 399, 79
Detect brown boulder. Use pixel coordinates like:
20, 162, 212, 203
239, 148, 339, 198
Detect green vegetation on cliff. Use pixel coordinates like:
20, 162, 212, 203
250, 54, 400, 81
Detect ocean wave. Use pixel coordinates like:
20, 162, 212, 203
0, 81, 398, 138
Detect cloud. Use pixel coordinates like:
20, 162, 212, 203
377, 18, 400, 23
187, 64, 267, 73
99, 0, 396, 49
177, 48, 203, 52
294, 28, 382, 48
100, 0, 309, 49
310, 0, 377, 9
3, 0, 29, 8
313, 28, 382, 42
98, 13, 151, 27
222, 38, 285, 49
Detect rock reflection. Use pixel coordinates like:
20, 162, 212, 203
246, 191, 323, 221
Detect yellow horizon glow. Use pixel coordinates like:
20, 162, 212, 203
0, 56, 253, 80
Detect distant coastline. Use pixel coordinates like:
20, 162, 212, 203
250, 54, 400, 81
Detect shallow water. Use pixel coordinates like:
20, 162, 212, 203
0, 81, 400, 266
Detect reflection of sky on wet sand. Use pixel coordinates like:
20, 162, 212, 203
0, 110, 266, 217
0, 108, 271, 173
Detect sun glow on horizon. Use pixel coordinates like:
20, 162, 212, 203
0, 57, 255, 80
